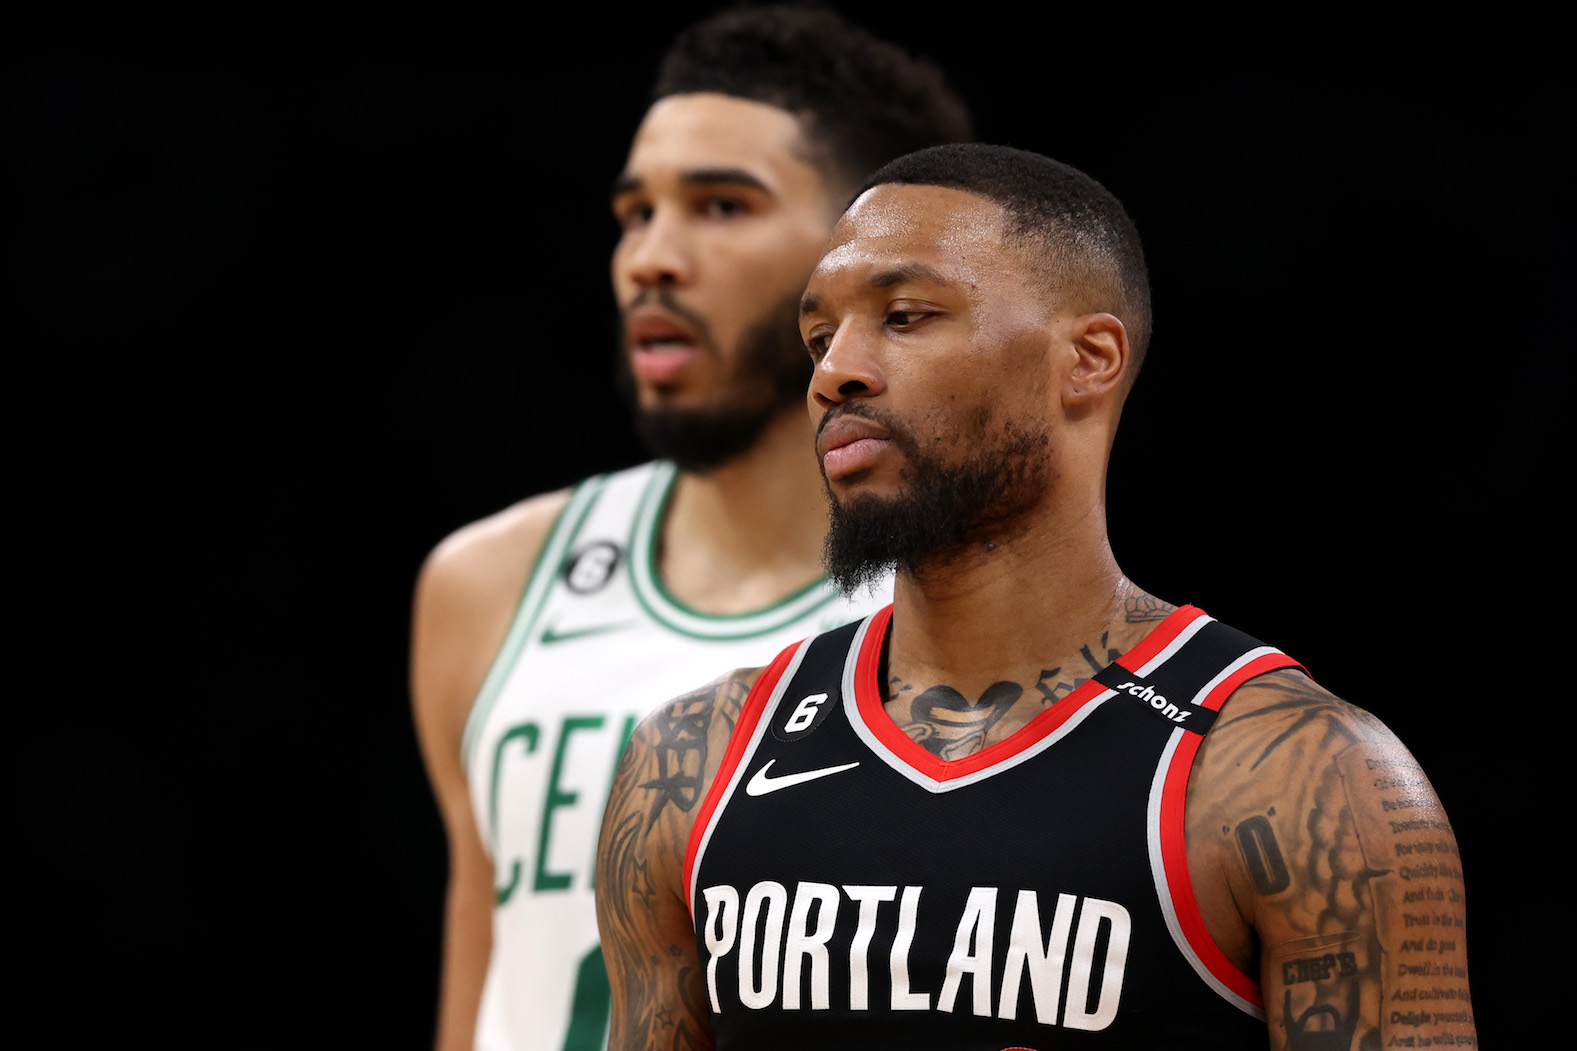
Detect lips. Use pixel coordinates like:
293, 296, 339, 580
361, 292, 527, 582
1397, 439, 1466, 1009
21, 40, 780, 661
817, 412, 893, 480
626, 307, 702, 384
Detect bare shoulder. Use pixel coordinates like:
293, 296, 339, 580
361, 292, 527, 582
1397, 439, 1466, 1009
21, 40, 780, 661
416, 488, 575, 612
607, 666, 765, 846
1187, 669, 1476, 1047
1187, 670, 1443, 873
1191, 668, 1415, 789
596, 667, 764, 1051
1187, 667, 1451, 906
410, 489, 574, 761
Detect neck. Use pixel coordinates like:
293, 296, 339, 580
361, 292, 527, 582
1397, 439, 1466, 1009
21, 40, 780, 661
657, 408, 830, 614
886, 480, 1155, 696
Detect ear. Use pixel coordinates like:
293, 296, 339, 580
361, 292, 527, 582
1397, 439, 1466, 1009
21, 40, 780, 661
1062, 312, 1129, 406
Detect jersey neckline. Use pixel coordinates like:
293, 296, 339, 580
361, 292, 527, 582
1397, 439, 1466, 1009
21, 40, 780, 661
626, 460, 856, 641
846, 603, 1211, 788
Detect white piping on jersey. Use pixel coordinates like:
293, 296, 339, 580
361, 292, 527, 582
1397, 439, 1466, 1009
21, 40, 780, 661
1130, 609, 1214, 677
460, 474, 610, 774
627, 462, 852, 639
1195, 646, 1286, 706
1147, 638, 1288, 1021
461, 461, 875, 776
687, 635, 815, 917
840, 613, 1114, 794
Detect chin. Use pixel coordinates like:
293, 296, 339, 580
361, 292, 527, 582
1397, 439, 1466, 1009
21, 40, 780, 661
827, 470, 898, 502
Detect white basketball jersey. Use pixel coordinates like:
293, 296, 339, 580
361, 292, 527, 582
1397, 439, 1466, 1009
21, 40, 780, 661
462, 461, 889, 1051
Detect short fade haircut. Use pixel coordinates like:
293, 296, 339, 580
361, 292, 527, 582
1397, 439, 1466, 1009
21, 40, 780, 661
652, 2, 974, 197
860, 143, 1153, 380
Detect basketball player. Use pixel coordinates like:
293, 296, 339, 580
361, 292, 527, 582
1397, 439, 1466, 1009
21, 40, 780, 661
595, 144, 1477, 1048
410, 8, 972, 1050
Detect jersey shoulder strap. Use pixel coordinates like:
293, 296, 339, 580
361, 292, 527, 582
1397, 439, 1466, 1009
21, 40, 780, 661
1094, 609, 1307, 736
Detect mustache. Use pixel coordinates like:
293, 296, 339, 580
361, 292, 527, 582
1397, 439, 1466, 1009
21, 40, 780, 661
814, 401, 917, 457
623, 286, 715, 348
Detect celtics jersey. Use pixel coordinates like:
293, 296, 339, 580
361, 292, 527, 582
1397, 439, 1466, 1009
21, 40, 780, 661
687, 604, 1304, 1049
461, 461, 889, 1051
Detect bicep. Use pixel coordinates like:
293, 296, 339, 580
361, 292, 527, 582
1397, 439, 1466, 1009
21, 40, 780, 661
408, 495, 569, 1046
1258, 730, 1475, 1049
409, 491, 570, 830
596, 706, 713, 1051
409, 545, 503, 1051
1190, 675, 1477, 1048
595, 671, 757, 1051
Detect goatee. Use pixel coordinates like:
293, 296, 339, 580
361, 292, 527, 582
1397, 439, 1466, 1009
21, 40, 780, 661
821, 404, 1052, 594
615, 288, 809, 473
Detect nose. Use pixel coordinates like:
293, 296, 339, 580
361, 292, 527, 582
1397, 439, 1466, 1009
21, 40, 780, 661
617, 206, 695, 290
809, 322, 886, 410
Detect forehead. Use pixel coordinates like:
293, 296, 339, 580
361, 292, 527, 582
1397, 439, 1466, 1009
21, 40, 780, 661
811, 184, 1014, 289
619, 92, 826, 196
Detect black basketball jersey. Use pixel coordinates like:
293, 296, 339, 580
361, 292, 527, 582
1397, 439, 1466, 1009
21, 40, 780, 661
685, 604, 1305, 1049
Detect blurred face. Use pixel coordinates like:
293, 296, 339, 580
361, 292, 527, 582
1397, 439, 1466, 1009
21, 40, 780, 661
610, 93, 840, 470
799, 183, 1060, 588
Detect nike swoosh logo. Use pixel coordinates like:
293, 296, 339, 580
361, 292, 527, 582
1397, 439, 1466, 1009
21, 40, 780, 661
539, 620, 637, 645
745, 759, 860, 797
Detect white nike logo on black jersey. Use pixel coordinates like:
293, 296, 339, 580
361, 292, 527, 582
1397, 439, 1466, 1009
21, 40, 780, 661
744, 759, 860, 796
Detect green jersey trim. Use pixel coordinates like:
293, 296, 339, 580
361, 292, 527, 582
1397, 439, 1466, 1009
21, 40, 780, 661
460, 475, 611, 771
626, 461, 846, 640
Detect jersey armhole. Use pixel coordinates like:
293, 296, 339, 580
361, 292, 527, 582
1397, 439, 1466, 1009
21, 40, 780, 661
681, 639, 805, 916
1154, 652, 1309, 1017
458, 476, 609, 770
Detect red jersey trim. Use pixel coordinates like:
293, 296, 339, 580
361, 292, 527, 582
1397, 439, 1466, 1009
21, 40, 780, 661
1155, 650, 1310, 1012
682, 638, 802, 916
852, 604, 1212, 784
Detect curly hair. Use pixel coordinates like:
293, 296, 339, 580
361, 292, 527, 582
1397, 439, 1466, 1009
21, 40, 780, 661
652, 3, 974, 195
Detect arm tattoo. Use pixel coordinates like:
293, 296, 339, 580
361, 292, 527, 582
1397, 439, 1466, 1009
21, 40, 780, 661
640, 692, 717, 830
598, 676, 751, 1050
1198, 672, 1475, 1048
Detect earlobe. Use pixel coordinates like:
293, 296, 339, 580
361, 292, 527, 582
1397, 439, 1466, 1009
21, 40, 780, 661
1063, 312, 1129, 405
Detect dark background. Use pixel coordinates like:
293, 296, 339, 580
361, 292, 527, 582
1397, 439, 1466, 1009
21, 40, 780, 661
13, 4, 1566, 1045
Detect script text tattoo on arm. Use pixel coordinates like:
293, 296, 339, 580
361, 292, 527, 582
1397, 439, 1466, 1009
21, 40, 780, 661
1208, 674, 1475, 1048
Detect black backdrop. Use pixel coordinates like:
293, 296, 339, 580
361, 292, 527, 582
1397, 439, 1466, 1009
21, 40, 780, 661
14, 5, 1567, 1046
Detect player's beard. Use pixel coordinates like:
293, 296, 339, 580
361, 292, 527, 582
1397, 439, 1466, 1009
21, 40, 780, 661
820, 402, 1054, 595
615, 289, 810, 473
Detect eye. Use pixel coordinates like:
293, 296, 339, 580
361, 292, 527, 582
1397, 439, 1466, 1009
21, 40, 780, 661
613, 200, 653, 231
700, 195, 750, 219
803, 326, 833, 359
885, 309, 929, 328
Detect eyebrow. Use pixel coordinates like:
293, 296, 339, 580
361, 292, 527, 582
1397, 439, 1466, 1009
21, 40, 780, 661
801, 261, 951, 315
610, 167, 774, 199
871, 262, 948, 288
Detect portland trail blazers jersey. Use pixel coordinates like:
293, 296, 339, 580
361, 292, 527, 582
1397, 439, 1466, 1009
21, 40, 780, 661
687, 604, 1304, 1049
461, 461, 888, 1051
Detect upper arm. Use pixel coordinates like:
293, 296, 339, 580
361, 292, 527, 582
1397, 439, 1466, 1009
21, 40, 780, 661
595, 669, 760, 1051
409, 490, 573, 835
408, 491, 571, 1048
1185, 671, 1477, 1049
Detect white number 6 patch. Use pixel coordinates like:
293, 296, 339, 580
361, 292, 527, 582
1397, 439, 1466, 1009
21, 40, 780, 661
779, 692, 830, 738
